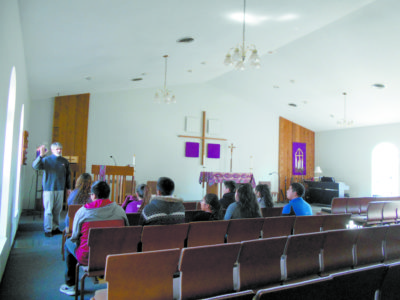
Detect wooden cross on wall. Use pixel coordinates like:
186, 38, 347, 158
178, 111, 227, 165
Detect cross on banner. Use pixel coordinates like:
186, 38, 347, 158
178, 111, 227, 166
228, 143, 237, 172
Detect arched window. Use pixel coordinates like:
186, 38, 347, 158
14, 105, 25, 217
1, 66, 17, 237
372, 142, 399, 196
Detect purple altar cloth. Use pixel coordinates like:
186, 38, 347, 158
199, 172, 256, 188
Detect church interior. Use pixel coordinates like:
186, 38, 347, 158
2, 0, 400, 298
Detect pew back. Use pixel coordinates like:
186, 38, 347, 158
141, 223, 189, 252
105, 249, 181, 300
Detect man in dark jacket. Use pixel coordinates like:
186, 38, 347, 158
139, 177, 185, 225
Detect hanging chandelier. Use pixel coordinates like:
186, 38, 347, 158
154, 55, 176, 104
337, 92, 354, 127
224, 0, 260, 70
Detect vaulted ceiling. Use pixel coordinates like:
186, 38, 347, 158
18, 0, 399, 131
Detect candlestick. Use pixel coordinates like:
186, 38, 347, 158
133, 155, 136, 167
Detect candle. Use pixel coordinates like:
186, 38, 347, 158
250, 155, 253, 169
133, 155, 136, 167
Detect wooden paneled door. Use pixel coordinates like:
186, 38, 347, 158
278, 117, 315, 202
52, 93, 90, 189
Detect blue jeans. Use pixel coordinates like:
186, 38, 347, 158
64, 238, 78, 286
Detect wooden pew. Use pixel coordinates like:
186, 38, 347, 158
236, 237, 287, 291
75, 224, 142, 300
292, 215, 325, 234
262, 216, 295, 238
182, 201, 199, 210
226, 218, 265, 243
354, 226, 387, 268
283, 231, 325, 282
61, 204, 83, 260
92, 249, 181, 300
89, 224, 400, 300
186, 220, 229, 247
321, 229, 358, 275
261, 207, 283, 217
178, 243, 242, 299
126, 212, 141, 226
141, 223, 189, 251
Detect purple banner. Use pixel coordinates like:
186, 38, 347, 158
292, 142, 306, 175
207, 143, 220, 159
185, 142, 199, 157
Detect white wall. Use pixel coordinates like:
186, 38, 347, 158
0, 0, 31, 282
316, 123, 400, 197
26, 83, 280, 204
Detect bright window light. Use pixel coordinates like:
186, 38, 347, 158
1, 66, 17, 237
14, 105, 25, 217
372, 142, 399, 197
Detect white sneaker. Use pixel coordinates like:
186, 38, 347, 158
59, 284, 76, 296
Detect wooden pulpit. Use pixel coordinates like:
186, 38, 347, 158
91, 165, 134, 204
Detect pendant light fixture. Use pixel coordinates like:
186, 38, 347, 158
337, 92, 354, 127
154, 55, 176, 104
224, 0, 260, 70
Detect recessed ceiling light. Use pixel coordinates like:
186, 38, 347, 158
131, 78, 143, 82
288, 103, 297, 107
177, 37, 194, 43
372, 83, 385, 89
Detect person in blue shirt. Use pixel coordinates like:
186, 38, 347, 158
282, 182, 312, 216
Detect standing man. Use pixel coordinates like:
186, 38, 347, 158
32, 142, 71, 237
282, 182, 312, 216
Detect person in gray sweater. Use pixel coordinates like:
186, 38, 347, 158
139, 177, 185, 225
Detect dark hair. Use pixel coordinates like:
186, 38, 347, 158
255, 184, 274, 208
157, 177, 175, 196
136, 184, 146, 199
204, 193, 222, 220
74, 173, 92, 204
290, 182, 305, 198
235, 183, 261, 218
223, 180, 236, 193
91, 181, 110, 199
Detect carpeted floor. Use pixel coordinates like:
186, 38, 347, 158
0, 210, 107, 300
